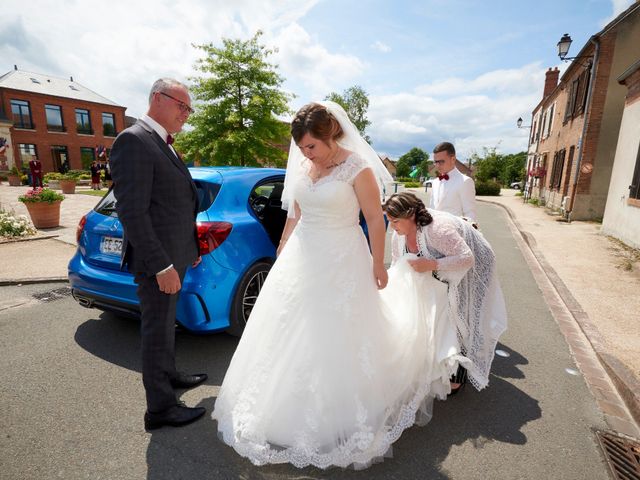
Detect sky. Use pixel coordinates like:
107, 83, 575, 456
1, 0, 635, 160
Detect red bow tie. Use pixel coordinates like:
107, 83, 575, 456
438, 173, 450, 181
166, 134, 174, 145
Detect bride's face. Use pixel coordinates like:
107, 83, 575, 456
297, 133, 334, 163
387, 215, 416, 236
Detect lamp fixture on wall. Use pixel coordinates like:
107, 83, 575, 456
557, 34, 593, 66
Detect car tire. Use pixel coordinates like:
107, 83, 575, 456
228, 260, 273, 337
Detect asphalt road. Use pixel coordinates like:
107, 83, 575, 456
0, 202, 611, 480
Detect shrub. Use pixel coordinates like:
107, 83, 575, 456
44, 172, 63, 182
10, 165, 21, 176
403, 182, 422, 188
475, 180, 501, 196
528, 197, 539, 206
66, 169, 89, 179
515, 191, 523, 197
0, 207, 36, 238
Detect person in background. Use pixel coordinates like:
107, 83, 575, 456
90, 160, 101, 190
29, 156, 43, 188
429, 142, 477, 225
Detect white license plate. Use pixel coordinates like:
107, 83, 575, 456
100, 236, 123, 255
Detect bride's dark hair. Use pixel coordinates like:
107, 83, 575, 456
291, 103, 344, 145
382, 192, 433, 227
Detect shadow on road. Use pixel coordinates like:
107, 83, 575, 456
74, 314, 541, 479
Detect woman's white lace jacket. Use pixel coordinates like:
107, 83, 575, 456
390, 209, 508, 390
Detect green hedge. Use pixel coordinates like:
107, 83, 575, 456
475, 180, 501, 196
403, 182, 422, 188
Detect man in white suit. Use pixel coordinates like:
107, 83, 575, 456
429, 142, 477, 224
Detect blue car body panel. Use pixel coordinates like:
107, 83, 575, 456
68, 166, 285, 333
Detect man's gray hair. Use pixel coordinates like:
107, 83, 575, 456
148, 78, 188, 104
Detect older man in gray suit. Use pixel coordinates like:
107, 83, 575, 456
110, 78, 207, 430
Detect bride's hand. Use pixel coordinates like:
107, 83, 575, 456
408, 258, 437, 273
373, 263, 388, 289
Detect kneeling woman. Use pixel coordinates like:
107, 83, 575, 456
382, 192, 508, 393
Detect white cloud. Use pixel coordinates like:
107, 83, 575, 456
371, 41, 391, 53
271, 23, 366, 103
367, 64, 547, 158
599, 0, 635, 27
0, 0, 322, 118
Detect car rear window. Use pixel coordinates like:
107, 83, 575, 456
94, 181, 220, 217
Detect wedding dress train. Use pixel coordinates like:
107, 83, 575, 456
212, 154, 463, 469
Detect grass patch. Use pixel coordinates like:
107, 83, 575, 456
607, 236, 640, 272
77, 190, 108, 197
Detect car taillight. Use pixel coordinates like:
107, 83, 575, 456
197, 222, 232, 255
76, 214, 87, 244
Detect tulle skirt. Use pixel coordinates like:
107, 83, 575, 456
212, 225, 463, 469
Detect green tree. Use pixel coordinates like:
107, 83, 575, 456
395, 159, 411, 178
176, 31, 293, 167
324, 85, 372, 143
398, 147, 430, 177
470, 146, 527, 186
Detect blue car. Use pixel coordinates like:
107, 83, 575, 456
68, 167, 288, 336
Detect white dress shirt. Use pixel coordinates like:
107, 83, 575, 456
140, 114, 178, 158
429, 167, 477, 223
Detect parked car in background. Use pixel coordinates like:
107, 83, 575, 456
510, 181, 524, 189
68, 167, 287, 336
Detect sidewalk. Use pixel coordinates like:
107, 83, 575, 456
0, 183, 100, 284
478, 189, 640, 431
1, 182, 639, 431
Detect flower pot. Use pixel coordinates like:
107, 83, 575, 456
60, 179, 77, 194
24, 201, 62, 229
8, 174, 21, 186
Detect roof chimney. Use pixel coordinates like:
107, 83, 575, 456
70, 76, 74, 82
543, 67, 560, 99
14, 65, 17, 70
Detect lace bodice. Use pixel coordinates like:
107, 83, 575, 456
293, 153, 368, 229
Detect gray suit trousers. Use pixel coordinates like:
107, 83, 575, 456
135, 266, 187, 412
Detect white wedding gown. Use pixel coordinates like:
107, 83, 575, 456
212, 154, 463, 469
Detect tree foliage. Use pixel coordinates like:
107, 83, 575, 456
398, 147, 431, 177
470, 147, 526, 186
175, 31, 293, 167
324, 86, 372, 143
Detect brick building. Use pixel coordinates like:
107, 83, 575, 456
0, 67, 126, 173
524, 1, 640, 220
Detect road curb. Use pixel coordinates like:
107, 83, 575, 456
479, 197, 640, 428
0, 277, 69, 286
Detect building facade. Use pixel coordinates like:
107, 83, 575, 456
602, 60, 640, 248
525, 2, 640, 221
0, 67, 126, 173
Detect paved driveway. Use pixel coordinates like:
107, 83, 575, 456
0, 202, 613, 480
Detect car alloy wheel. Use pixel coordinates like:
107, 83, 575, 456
228, 261, 272, 337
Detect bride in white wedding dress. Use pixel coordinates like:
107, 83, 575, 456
212, 101, 463, 469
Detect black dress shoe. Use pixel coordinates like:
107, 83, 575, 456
144, 404, 206, 430
171, 372, 208, 389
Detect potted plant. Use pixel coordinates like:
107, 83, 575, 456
59, 173, 78, 194
18, 187, 65, 229
8, 166, 22, 186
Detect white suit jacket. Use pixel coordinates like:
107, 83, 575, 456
429, 167, 477, 223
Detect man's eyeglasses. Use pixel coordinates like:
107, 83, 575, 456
434, 160, 446, 164
159, 92, 194, 114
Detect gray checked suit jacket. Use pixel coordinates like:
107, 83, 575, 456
110, 120, 199, 275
